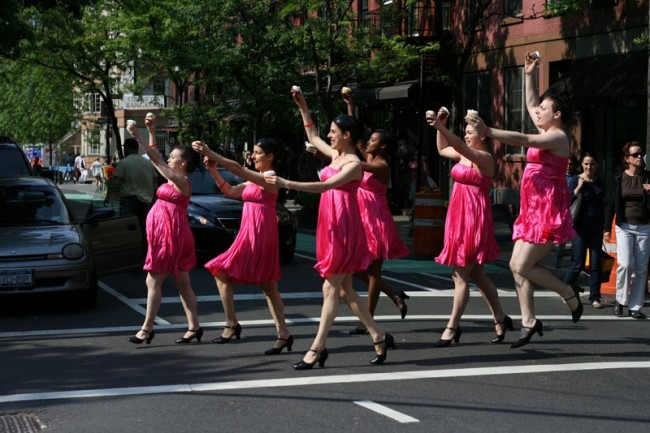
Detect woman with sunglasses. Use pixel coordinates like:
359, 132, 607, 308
466, 51, 582, 348
604, 142, 649, 319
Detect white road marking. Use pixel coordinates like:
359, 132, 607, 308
0, 361, 648, 404
100, 282, 169, 325
354, 400, 419, 423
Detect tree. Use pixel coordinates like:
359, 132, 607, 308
14, 1, 140, 159
0, 60, 77, 164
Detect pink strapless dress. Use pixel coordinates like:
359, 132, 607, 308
315, 165, 373, 277
513, 148, 576, 244
436, 164, 500, 266
357, 171, 410, 260
144, 183, 196, 274
205, 183, 281, 284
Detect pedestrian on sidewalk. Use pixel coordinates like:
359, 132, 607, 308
265, 88, 393, 369
563, 153, 606, 309
426, 107, 511, 346
466, 51, 582, 349
604, 141, 649, 319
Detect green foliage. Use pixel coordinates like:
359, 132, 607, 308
543, 0, 582, 16
0, 60, 77, 144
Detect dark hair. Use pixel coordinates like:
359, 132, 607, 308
123, 138, 139, 150
540, 80, 574, 126
373, 129, 395, 155
172, 145, 199, 173
255, 137, 285, 171
333, 114, 362, 146
579, 152, 598, 164
621, 141, 644, 169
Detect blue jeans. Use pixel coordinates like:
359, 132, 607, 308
563, 229, 604, 303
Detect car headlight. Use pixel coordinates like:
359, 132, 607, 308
187, 211, 216, 226
61, 243, 85, 260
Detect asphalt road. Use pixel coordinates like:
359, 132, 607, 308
0, 181, 648, 433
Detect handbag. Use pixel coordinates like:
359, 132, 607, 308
570, 192, 582, 227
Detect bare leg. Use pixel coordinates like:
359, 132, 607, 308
215, 274, 238, 338
134, 272, 167, 339
301, 275, 344, 364
261, 282, 291, 339
470, 264, 507, 334
510, 240, 578, 329
171, 271, 200, 339
439, 264, 473, 340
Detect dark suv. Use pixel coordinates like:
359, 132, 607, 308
0, 136, 34, 177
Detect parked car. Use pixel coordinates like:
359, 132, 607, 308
186, 167, 297, 264
0, 137, 34, 178
0, 176, 144, 309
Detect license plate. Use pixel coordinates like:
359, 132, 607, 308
0, 270, 33, 287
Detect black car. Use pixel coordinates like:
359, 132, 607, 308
0, 137, 34, 178
187, 168, 296, 264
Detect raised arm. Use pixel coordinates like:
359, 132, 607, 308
192, 141, 275, 193
524, 51, 542, 128
291, 89, 338, 160
266, 160, 362, 194
203, 157, 246, 199
127, 121, 190, 194
426, 107, 459, 162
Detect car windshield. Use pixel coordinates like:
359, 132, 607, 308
188, 167, 244, 195
0, 184, 71, 226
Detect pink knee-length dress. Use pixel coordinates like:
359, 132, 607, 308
513, 148, 576, 244
205, 183, 281, 284
357, 171, 410, 260
436, 163, 500, 266
315, 165, 373, 277
144, 182, 196, 274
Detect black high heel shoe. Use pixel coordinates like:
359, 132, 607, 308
394, 291, 409, 319
490, 315, 514, 344
293, 348, 328, 370
128, 329, 155, 345
212, 323, 242, 344
265, 335, 294, 355
433, 326, 462, 347
175, 327, 204, 344
371, 333, 395, 365
564, 294, 583, 323
510, 320, 543, 349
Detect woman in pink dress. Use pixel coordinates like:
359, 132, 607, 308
466, 51, 582, 349
339, 94, 410, 332
126, 120, 201, 346
191, 139, 292, 355
265, 89, 393, 369
426, 108, 510, 347
349, 130, 411, 334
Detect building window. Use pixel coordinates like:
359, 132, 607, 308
406, 3, 420, 36
441, 0, 451, 31
463, 71, 491, 121
359, 0, 369, 26
505, 0, 523, 17
86, 93, 102, 114
84, 128, 101, 155
504, 67, 538, 155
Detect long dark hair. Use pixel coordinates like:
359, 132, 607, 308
333, 114, 362, 146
